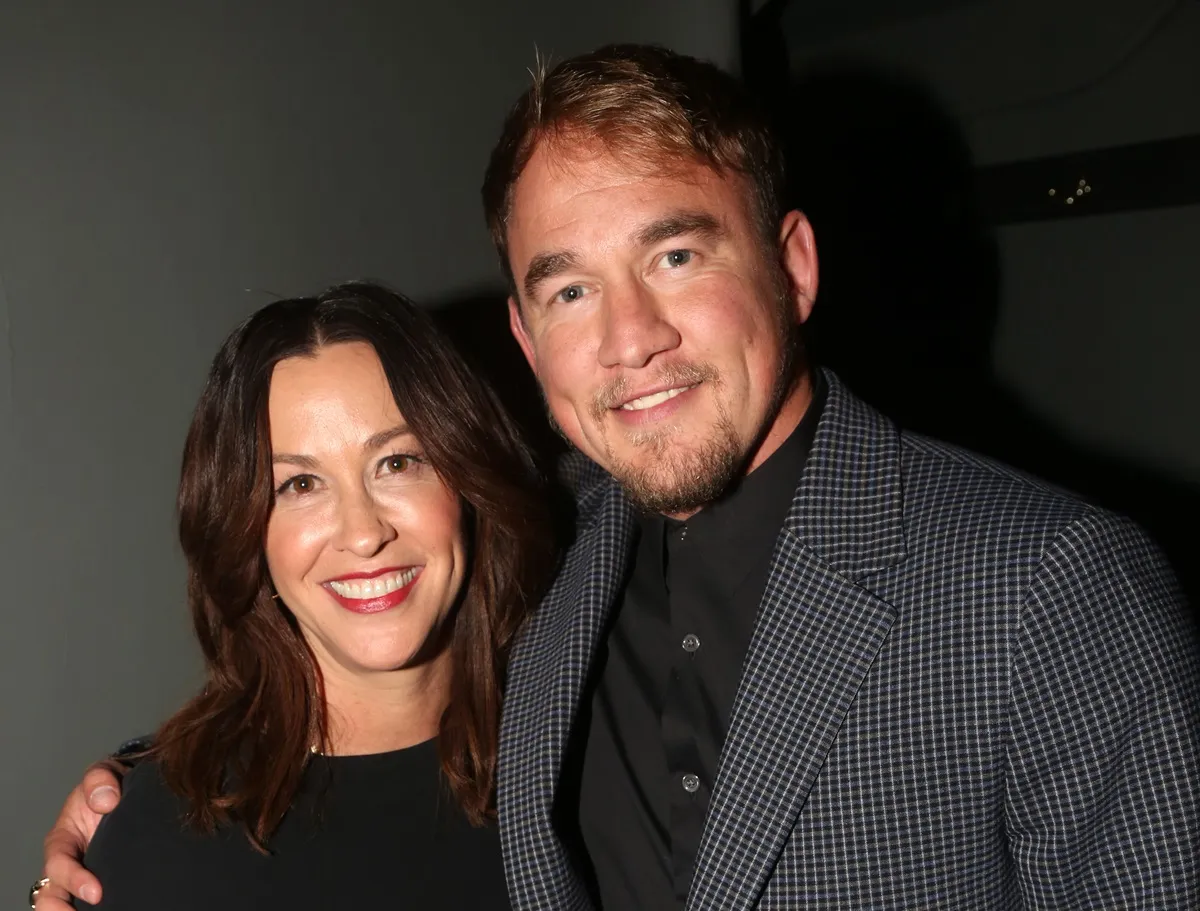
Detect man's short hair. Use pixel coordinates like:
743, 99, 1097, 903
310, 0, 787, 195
482, 43, 787, 293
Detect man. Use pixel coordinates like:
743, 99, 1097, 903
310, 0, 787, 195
38, 44, 1198, 909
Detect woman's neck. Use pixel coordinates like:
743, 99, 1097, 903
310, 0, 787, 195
317, 650, 452, 756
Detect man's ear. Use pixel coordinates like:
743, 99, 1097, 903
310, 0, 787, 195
778, 210, 819, 325
508, 296, 538, 371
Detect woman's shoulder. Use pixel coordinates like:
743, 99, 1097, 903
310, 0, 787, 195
84, 759, 203, 869
80, 759, 262, 910
91, 758, 182, 833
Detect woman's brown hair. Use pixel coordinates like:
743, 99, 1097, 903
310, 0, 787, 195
152, 281, 556, 844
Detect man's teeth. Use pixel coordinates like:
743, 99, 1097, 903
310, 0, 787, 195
620, 385, 695, 411
329, 568, 419, 599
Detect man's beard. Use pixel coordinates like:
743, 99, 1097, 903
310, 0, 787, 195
542, 367, 744, 516
610, 405, 741, 515
590, 360, 736, 513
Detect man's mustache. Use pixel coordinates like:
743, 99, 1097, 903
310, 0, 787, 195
589, 363, 718, 422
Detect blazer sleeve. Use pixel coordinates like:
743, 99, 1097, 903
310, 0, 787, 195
1004, 511, 1200, 908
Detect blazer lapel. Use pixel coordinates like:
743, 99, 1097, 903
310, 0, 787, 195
687, 371, 906, 911
547, 480, 637, 780
499, 474, 636, 910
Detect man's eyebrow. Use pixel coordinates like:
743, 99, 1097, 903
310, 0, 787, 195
635, 212, 725, 249
271, 424, 413, 468
522, 250, 582, 301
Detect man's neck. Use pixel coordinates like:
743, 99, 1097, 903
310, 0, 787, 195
744, 369, 815, 478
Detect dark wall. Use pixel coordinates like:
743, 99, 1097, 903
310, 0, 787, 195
749, 0, 1200, 606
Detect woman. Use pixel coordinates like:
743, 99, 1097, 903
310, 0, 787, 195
68, 281, 555, 909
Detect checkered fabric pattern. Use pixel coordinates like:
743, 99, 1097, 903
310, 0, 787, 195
497, 370, 1199, 910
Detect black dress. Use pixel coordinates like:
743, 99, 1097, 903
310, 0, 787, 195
79, 738, 511, 909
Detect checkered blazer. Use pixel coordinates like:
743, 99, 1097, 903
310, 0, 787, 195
497, 370, 1200, 910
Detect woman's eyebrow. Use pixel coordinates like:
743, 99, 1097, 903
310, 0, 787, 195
363, 424, 413, 451
271, 452, 319, 469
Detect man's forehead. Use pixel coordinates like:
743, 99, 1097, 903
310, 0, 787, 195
508, 140, 739, 243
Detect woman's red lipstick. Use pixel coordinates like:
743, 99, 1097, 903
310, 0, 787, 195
323, 566, 421, 615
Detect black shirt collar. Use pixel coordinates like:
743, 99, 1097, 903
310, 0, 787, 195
653, 372, 827, 590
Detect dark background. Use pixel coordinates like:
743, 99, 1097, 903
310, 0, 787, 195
742, 0, 1200, 609
2, 0, 1195, 894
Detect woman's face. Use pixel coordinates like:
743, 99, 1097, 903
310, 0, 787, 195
264, 341, 467, 680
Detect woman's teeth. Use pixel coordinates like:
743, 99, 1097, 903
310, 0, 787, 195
328, 567, 419, 599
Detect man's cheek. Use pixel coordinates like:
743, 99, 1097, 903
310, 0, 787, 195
538, 371, 577, 423
541, 347, 584, 402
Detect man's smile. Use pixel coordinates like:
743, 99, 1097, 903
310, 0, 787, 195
618, 383, 700, 412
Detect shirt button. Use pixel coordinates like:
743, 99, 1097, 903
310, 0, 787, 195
682, 773, 701, 794
681, 633, 701, 653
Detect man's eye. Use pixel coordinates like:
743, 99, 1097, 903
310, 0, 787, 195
553, 284, 586, 304
660, 249, 693, 268
277, 474, 316, 496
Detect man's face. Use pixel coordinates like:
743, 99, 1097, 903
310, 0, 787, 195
505, 140, 818, 516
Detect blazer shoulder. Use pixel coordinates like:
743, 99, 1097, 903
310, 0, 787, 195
894, 428, 1136, 562
901, 429, 1097, 513
554, 449, 615, 519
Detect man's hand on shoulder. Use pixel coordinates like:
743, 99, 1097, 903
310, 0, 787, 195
36, 760, 125, 910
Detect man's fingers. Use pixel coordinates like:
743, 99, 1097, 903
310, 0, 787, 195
44, 826, 103, 903
43, 846, 102, 905
81, 764, 123, 817
87, 784, 119, 814
33, 877, 89, 910
37, 758, 125, 909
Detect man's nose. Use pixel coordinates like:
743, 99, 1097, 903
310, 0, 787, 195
597, 282, 681, 370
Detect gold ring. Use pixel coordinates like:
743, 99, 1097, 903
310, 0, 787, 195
29, 876, 51, 909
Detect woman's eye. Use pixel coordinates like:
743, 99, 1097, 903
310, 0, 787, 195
277, 474, 316, 496
381, 453, 421, 475
660, 249, 693, 268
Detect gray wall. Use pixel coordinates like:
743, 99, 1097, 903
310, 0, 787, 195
783, 0, 1200, 483
0, 0, 736, 895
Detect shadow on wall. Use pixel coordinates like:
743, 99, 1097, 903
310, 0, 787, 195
745, 45, 1199, 619
430, 291, 566, 472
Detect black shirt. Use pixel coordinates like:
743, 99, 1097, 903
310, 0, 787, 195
571, 381, 825, 909
80, 739, 510, 910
